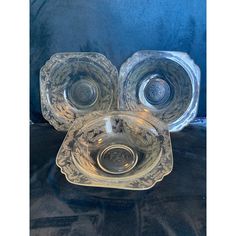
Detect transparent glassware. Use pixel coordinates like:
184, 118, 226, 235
56, 111, 173, 190
118, 50, 200, 132
40, 52, 118, 131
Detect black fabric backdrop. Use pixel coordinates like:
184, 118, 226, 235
30, 0, 206, 123
30, 123, 206, 235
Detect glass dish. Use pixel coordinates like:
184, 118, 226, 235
118, 50, 200, 132
40, 52, 118, 131
56, 111, 173, 190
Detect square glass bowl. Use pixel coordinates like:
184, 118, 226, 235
118, 50, 200, 132
40, 52, 118, 131
56, 111, 173, 190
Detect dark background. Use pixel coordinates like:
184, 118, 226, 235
30, 0, 206, 122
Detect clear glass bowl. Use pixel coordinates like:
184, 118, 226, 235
56, 111, 173, 190
118, 51, 200, 132
40, 52, 118, 131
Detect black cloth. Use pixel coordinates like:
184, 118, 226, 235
30, 123, 206, 236
30, 0, 206, 123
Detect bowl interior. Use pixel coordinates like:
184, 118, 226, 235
47, 57, 114, 112
121, 57, 193, 125
70, 114, 163, 180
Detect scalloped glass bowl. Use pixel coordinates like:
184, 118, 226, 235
40, 52, 118, 131
56, 111, 173, 190
118, 50, 200, 132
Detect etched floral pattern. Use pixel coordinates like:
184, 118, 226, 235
56, 111, 173, 190
40, 53, 118, 131
118, 51, 200, 132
